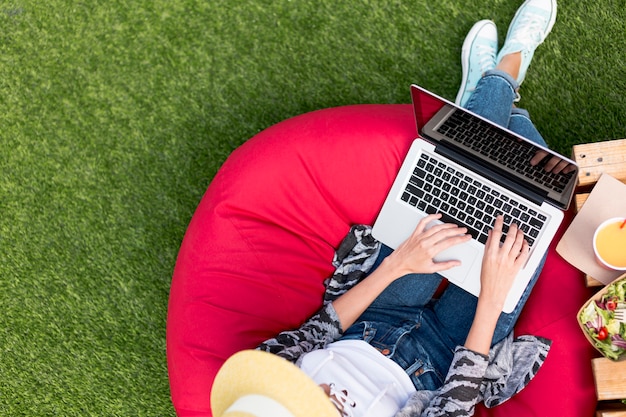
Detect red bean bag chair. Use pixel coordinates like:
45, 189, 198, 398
166, 104, 598, 416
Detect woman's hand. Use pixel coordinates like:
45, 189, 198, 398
530, 150, 576, 174
332, 213, 471, 331
382, 213, 472, 277
479, 215, 531, 311
465, 215, 531, 355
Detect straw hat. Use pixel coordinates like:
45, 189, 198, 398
211, 349, 339, 417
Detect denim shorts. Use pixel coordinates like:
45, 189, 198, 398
340, 309, 452, 391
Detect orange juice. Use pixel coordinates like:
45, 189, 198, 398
594, 218, 626, 270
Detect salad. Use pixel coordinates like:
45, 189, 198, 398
579, 278, 626, 360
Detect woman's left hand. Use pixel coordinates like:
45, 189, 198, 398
479, 215, 531, 310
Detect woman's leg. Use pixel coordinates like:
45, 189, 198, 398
431, 252, 546, 347
381, 0, 559, 376
467, 69, 548, 148
431, 65, 551, 348
509, 108, 548, 147
349, 244, 444, 324
464, 69, 519, 128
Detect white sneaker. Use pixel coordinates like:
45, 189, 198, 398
455, 20, 498, 108
496, 0, 557, 85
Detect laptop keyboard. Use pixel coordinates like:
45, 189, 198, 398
437, 110, 574, 193
401, 152, 548, 247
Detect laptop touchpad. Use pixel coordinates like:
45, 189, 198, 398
433, 242, 479, 283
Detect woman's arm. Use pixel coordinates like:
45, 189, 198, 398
465, 215, 530, 355
258, 214, 471, 362
397, 215, 532, 417
333, 214, 471, 331
256, 303, 344, 363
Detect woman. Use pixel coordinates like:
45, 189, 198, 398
212, 1, 558, 416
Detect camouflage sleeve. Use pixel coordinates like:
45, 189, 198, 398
396, 334, 552, 417
420, 347, 489, 417
257, 224, 380, 363
255, 303, 343, 363
395, 347, 488, 417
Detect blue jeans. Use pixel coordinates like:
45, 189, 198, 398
465, 69, 547, 148
340, 70, 548, 391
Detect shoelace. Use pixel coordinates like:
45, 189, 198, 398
476, 44, 497, 73
508, 14, 547, 46
328, 383, 356, 417
466, 44, 496, 95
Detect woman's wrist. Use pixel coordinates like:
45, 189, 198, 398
464, 299, 501, 355
378, 253, 412, 280
476, 291, 506, 314
331, 259, 403, 331
374, 257, 396, 281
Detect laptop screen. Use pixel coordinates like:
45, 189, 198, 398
410, 84, 578, 210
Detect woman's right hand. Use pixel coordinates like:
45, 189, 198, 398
382, 213, 472, 277
332, 213, 471, 331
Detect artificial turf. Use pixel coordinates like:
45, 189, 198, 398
1, 0, 625, 415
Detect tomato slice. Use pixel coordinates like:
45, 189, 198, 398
606, 299, 617, 311
598, 327, 609, 341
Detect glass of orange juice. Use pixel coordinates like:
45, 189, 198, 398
593, 217, 626, 271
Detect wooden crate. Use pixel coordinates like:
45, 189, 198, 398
572, 139, 626, 286
596, 404, 626, 417
573, 139, 626, 190
592, 357, 626, 401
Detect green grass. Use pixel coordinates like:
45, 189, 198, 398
1, 0, 624, 415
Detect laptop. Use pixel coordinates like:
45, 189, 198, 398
372, 85, 578, 313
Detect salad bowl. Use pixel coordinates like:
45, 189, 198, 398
579, 273, 626, 361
